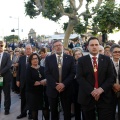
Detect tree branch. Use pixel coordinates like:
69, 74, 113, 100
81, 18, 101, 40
34, 0, 45, 12
76, 0, 83, 11
70, 0, 76, 10
58, 3, 75, 18
78, 0, 103, 17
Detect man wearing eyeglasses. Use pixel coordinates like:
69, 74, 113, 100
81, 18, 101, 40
0, 41, 12, 115
110, 44, 120, 120
45, 40, 75, 120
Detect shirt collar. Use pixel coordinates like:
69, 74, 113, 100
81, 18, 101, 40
56, 53, 63, 57
112, 58, 119, 65
89, 54, 99, 59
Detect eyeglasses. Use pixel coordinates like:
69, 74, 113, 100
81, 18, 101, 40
0, 45, 3, 47
113, 51, 120, 54
54, 44, 62, 47
32, 58, 38, 60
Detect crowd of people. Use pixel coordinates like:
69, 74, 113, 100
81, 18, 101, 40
0, 37, 120, 120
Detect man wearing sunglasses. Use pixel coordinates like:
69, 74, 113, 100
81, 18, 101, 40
0, 41, 12, 115
110, 44, 120, 120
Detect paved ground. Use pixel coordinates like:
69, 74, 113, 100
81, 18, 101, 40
0, 91, 75, 120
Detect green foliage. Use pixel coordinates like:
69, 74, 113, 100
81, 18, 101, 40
92, 1, 120, 34
43, 0, 63, 21
25, 0, 38, 18
63, 22, 87, 34
4, 35, 18, 42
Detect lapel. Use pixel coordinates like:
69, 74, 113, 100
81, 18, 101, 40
112, 61, 117, 76
98, 54, 104, 76
1, 52, 6, 67
62, 54, 68, 72
52, 54, 59, 72
86, 55, 94, 75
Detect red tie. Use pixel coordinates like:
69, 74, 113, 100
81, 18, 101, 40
92, 57, 98, 89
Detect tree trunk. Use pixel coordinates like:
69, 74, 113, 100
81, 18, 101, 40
63, 19, 74, 47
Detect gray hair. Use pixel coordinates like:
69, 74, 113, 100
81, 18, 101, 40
99, 45, 104, 51
110, 44, 120, 52
25, 44, 32, 49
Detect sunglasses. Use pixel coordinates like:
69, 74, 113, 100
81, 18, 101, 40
113, 51, 120, 54
0, 45, 3, 47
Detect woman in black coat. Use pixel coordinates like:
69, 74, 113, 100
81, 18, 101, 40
26, 53, 47, 120
73, 49, 84, 120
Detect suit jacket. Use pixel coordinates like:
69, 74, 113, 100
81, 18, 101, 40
76, 54, 114, 108
17, 55, 28, 89
0, 52, 12, 83
112, 60, 120, 83
45, 54, 75, 98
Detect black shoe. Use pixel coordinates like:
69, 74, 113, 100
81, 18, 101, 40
16, 114, 27, 119
28, 114, 33, 119
4, 110, 10, 115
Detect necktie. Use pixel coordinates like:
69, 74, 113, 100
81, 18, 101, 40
92, 57, 98, 89
58, 55, 62, 83
26, 56, 29, 64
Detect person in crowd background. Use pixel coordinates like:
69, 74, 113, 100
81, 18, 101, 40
11, 48, 20, 94
99, 45, 104, 55
110, 44, 120, 120
0, 40, 12, 115
73, 49, 84, 120
16, 44, 32, 119
104, 45, 111, 57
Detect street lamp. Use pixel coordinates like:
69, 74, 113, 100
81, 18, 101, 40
11, 29, 15, 50
9, 16, 20, 41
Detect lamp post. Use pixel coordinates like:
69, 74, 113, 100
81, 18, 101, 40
9, 16, 20, 41
11, 29, 15, 50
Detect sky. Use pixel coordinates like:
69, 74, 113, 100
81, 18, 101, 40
0, 0, 120, 42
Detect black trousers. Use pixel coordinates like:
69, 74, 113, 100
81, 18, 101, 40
48, 94, 71, 120
20, 86, 27, 114
20, 86, 31, 115
113, 95, 120, 120
82, 105, 114, 120
0, 82, 11, 110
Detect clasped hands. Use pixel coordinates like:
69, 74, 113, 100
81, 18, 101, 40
91, 87, 104, 101
56, 83, 65, 93
34, 79, 47, 86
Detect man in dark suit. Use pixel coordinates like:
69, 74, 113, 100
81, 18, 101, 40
45, 40, 75, 120
0, 40, 12, 115
16, 44, 32, 119
76, 37, 114, 120
110, 44, 120, 120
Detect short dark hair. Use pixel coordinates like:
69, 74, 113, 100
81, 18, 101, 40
104, 45, 111, 50
39, 48, 47, 54
110, 44, 120, 52
87, 37, 99, 45
29, 53, 40, 65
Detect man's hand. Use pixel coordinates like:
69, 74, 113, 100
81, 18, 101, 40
91, 87, 104, 101
16, 81, 20, 87
113, 84, 120, 92
56, 83, 65, 93
34, 81, 41, 86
